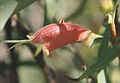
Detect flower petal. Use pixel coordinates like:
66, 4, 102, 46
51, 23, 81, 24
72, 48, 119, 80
30, 20, 91, 55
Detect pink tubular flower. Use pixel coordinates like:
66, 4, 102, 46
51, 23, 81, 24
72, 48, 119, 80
28, 19, 91, 55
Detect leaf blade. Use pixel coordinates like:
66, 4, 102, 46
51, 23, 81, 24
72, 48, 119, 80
80, 46, 120, 79
14, 0, 37, 14
0, 0, 17, 31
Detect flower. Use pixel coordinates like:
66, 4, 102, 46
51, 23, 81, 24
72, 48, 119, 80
28, 19, 91, 56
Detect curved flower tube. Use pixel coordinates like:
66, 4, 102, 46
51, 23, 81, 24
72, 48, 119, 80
28, 19, 99, 56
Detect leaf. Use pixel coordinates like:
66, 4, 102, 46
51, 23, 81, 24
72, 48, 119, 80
18, 66, 48, 83
0, 0, 38, 31
98, 26, 111, 57
80, 46, 120, 79
18, 0, 44, 31
44, 45, 84, 79
0, 0, 17, 31
14, 0, 37, 14
45, 0, 81, 21
97, 69, 107, 83
80, 8, 120, 80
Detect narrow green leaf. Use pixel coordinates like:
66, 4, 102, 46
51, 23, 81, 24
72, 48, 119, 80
80, 46, 120, 79
0, 0, 17, 31
80, 21, 119, 79
80, 12, 116, 80
14, 0, 37, 14
98, 26, 111, 58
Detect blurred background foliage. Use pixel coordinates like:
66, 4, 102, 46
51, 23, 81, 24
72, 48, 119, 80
0, 0, 120, 83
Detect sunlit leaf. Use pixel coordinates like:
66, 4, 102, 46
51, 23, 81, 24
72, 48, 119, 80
0, 0, 17, 31
97, 69, 107, 83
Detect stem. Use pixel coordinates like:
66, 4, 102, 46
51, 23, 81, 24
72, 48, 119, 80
5, 19, 19, 83
1, 39, 31, 43
0, 39, 31, 51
